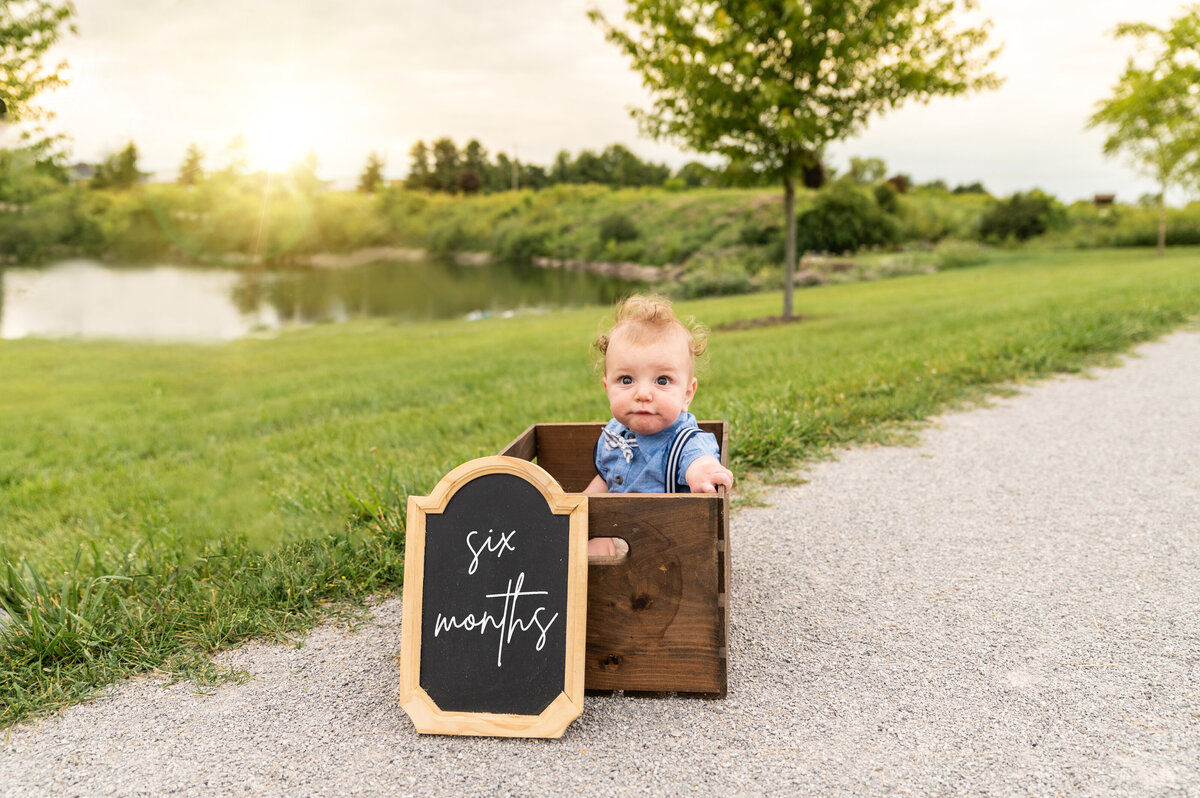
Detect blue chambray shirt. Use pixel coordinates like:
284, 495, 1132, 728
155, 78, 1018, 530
593, 412, 720, 493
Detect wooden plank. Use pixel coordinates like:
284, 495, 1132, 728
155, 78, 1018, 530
717, 485, 730, 696
499, 424, 537, 463
532, 423, 605, 493
584, 493, 725, 695
699, 421, 729, 467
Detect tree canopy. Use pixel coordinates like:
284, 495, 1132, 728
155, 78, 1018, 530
0, 0, 76, 124
91, 141, 145, 190
1088, 4, 1200, 255
177, 142, 204, 187
591, 0, 1001, 317
358, 150, 385, 193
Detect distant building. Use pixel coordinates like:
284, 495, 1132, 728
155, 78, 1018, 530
69, 162, 96, 183
1093, 193, 1116, 209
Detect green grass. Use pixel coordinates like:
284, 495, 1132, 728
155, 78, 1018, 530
2, 246, 1199, 725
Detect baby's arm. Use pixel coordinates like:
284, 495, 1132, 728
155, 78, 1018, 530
684, 455, 734, 493
583, 474, 609, 494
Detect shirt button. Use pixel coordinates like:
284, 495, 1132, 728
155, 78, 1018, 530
615, 476, 623, 485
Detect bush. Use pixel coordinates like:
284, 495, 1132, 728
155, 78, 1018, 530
978, 191, 1066, 242
491, 220, 551, 262
737, 222, 780, 247
597, 213, 639, 244
427, 217, 469, 255
796, 183, 899, 254
873, 182, 900, 214
670, 257, 754, 298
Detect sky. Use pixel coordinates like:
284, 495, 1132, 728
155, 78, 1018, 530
14, 0, 1197, 203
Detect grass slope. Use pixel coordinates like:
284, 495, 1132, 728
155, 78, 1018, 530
1, 247, 1198, 725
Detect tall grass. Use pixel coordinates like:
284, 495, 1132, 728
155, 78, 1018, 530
1, 247, 1198, 725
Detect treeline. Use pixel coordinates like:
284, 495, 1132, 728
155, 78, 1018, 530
3, 140, 1199, 294
398, 141, 1006, 197
402, 139, 672, 193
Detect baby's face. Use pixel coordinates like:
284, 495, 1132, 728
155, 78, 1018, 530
602, 327, 697, 436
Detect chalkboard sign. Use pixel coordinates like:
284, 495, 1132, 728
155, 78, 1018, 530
399, 456, 588, 738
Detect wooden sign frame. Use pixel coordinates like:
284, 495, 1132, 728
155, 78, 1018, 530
399, 456, 588, 738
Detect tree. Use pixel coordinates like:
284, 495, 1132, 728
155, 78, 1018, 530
494, 151, 516, 192
462, 139, 489, 191
1088, 6, 1200, 256
430, 137, 459, 192
573, 149, 606, 184
603, 143, 640, 186
91, 141, 144, 189
0, 1, 76, 124
0, 145, 66, 203
358, 150, 385, 193
456, 169, 482, 194
952, 181, 989, 195
219, 134, 248, 178
676, 161, 715, 188
178, 142, 204, 186
407, 140, 432, 190
522, 163, 548, 189
847, 156, 887, 185
550, 150, 571, 184
591, 0, 1000, 318
290, 151, 321, 196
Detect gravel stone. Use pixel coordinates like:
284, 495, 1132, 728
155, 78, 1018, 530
2, 330, 1198, 797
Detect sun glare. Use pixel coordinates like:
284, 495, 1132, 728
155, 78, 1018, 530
244, 94, 318, 173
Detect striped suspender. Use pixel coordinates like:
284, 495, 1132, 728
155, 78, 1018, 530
664, 426, 703, 494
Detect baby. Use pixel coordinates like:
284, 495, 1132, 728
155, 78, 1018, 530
584, 296, 733, 556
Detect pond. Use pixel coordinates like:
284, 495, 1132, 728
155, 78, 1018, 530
0, 257, 632, 342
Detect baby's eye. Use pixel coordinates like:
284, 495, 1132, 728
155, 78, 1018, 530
656, 376, 671, 386
620, 376, 634, 385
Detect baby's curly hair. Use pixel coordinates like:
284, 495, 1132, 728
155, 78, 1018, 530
593, 294, 709, 375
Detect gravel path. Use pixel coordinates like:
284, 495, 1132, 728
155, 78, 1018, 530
3, 330, 1199, 797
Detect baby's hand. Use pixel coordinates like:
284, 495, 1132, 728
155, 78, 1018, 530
685, 456, 734, 493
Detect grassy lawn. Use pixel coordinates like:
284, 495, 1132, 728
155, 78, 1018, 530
2, 246, 1198, 725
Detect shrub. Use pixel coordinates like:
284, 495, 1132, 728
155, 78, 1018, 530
491, 221, 551, 262
885, 174, 911, 193
427, 217, 469, 255
737, 222, 781, 247
796, 183, 899, 254
978, 191, 1066, 242
597, 213, 639, 244
670, 257, 754, 298
873, 182, 900, 214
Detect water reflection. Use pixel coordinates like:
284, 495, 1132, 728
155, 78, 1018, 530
1, 261, 280, 341
0, 257, 629, 342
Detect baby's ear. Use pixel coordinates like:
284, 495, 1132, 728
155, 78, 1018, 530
684, 376, 698, 406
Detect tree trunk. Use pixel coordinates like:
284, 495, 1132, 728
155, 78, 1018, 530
1157, 184, 1166, 257
782, 172, 796, 319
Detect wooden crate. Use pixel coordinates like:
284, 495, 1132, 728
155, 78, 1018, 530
500, 422, 730, 698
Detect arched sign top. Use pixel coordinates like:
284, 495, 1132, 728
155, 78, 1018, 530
399, 456, 588, 738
